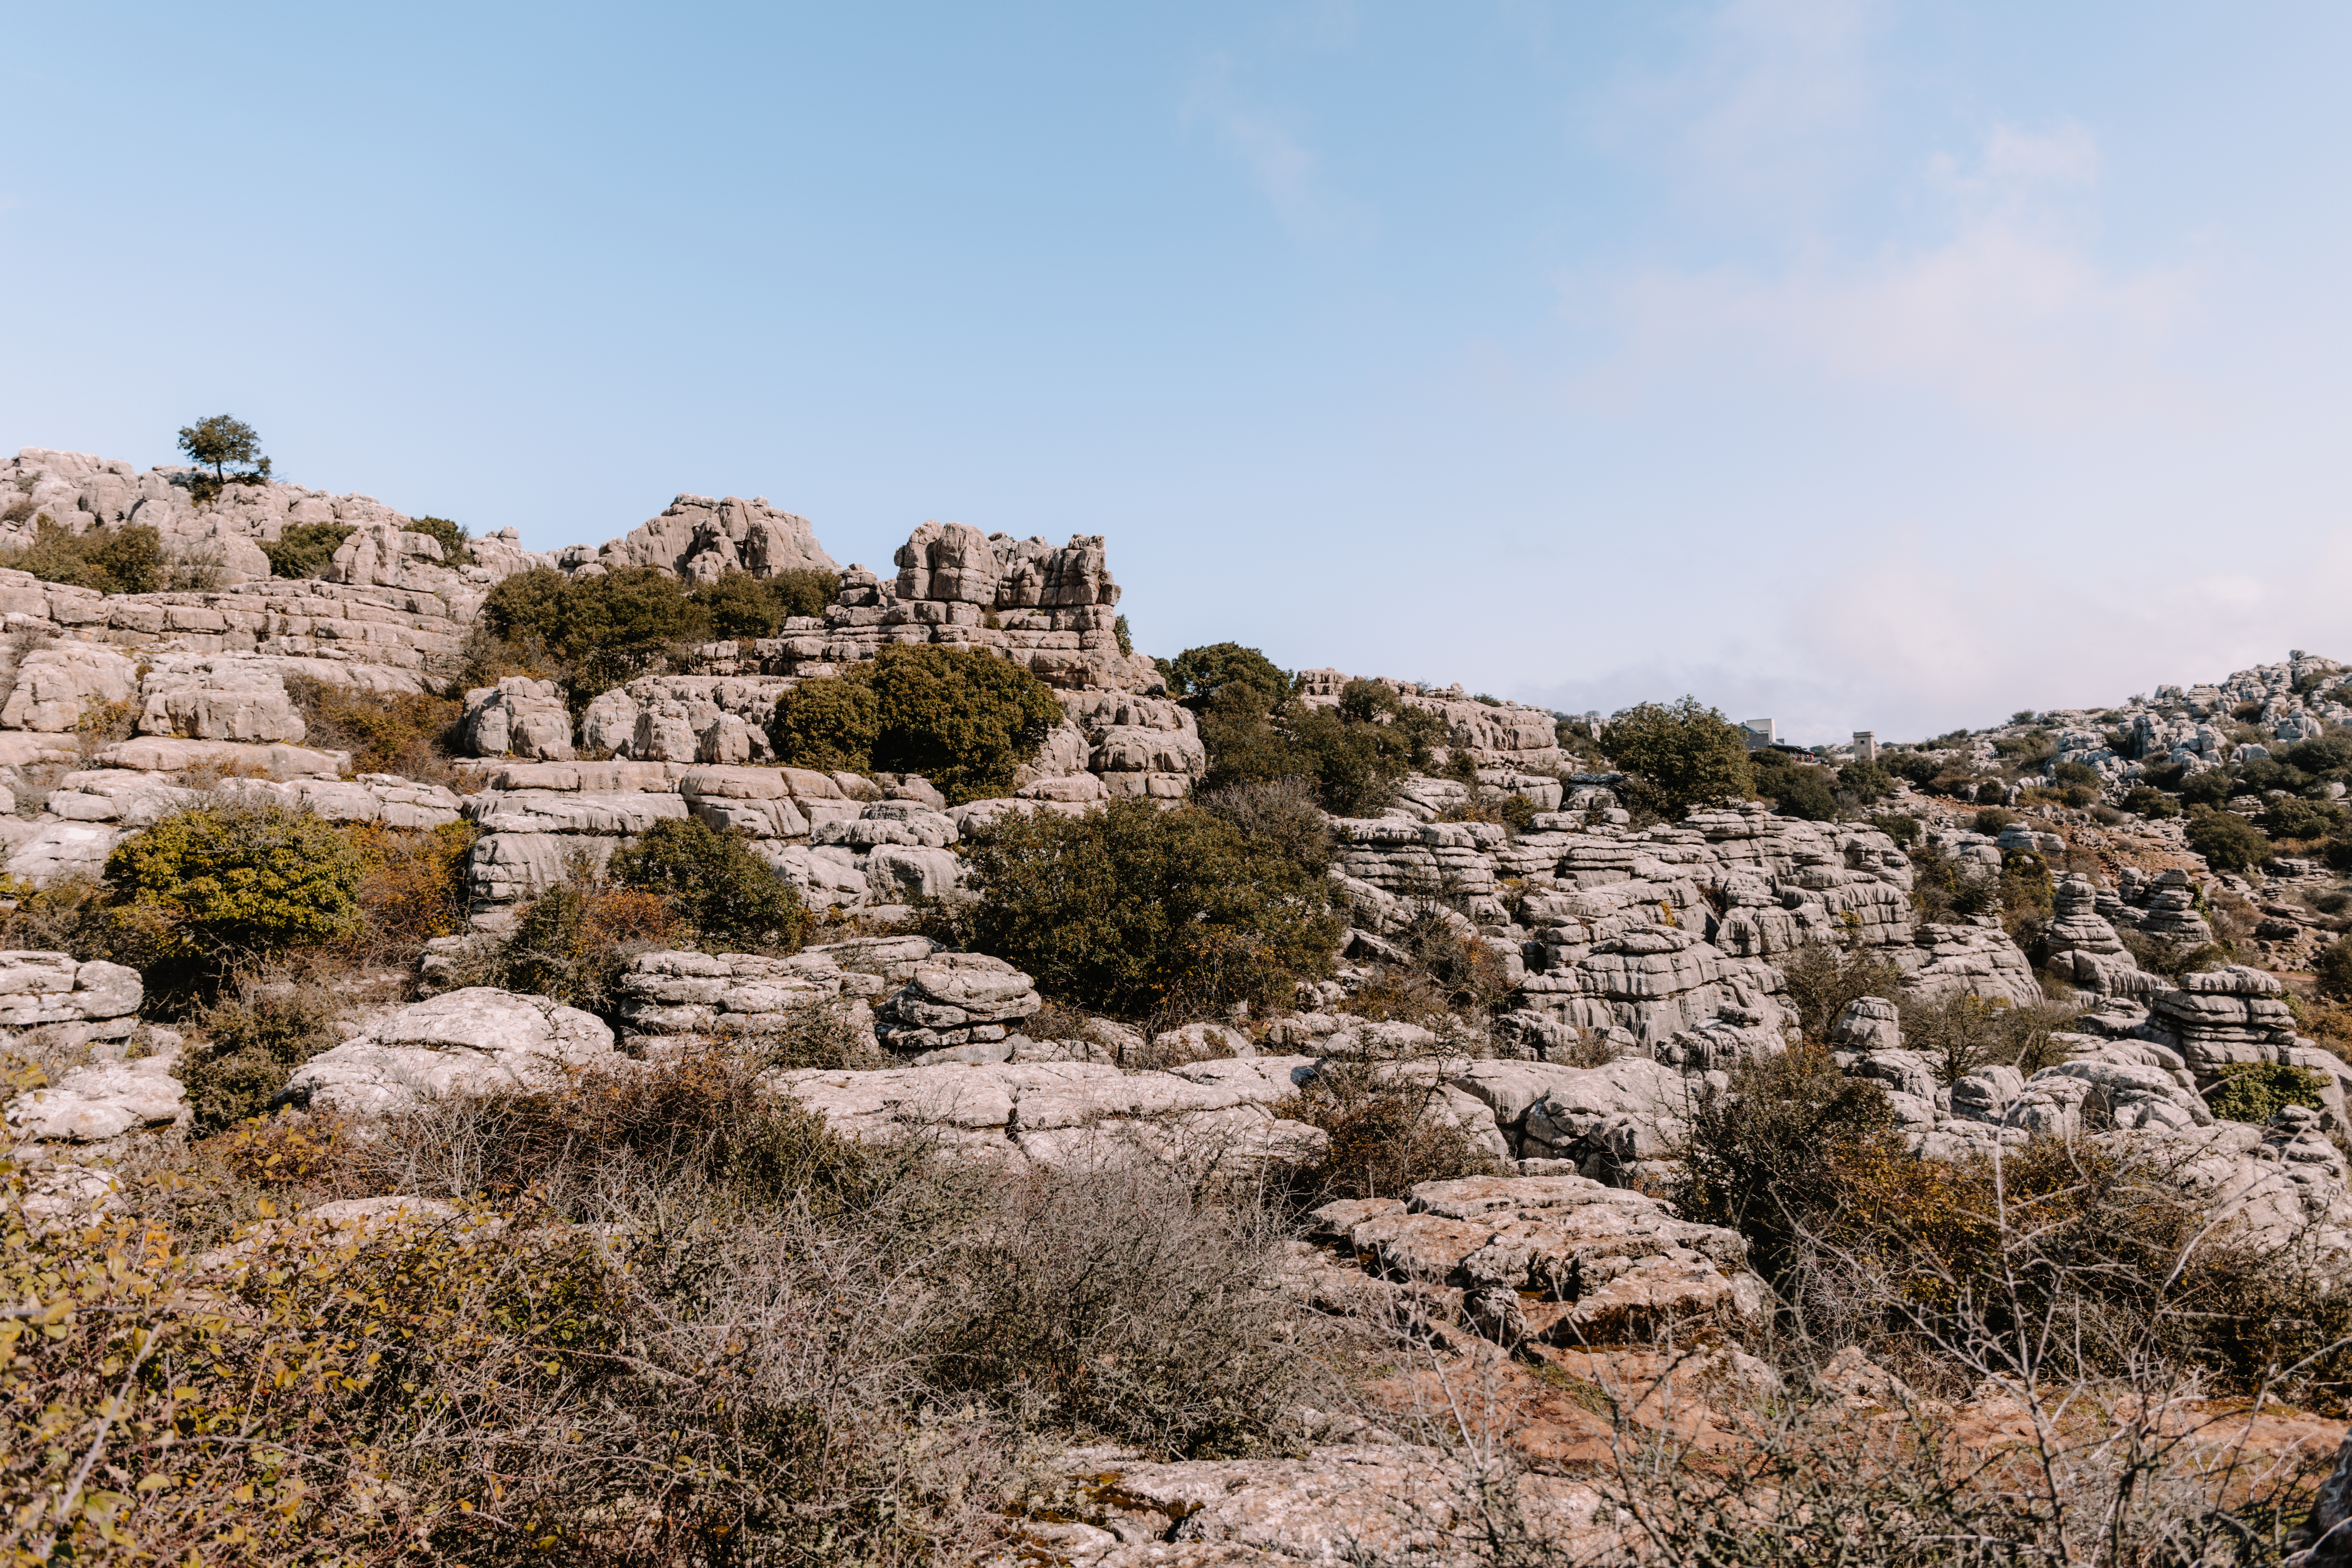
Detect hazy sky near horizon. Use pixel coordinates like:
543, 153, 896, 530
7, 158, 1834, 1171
5, 3, 2349, 741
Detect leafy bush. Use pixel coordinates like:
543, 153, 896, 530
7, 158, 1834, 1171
1675, 1043, 1900, 1283
2186, 806, 2272, 872
2317, 937, 2352, 1002
1869, 811, 1920, 845
1196, 675, 1444, 817
347, 820, 478, 955
0, 517, 163, 594
1837, 758, 1894, 802
496, 875, 685, 1014
260, 521, 355, 579
105, 799, 365, 966
1897, 992, 2074, 1084
2049, 759, 2101, 789
957, 797, 1343, 1022
1753, 753, 1837, 820
482, 564, 711, 698
1602, 697, 1754, 820
769, 644, 1063, 804
1165, 641, 1288, 705
609, 816, 808, 951
1971, 806, 2016, 835
768, 671, 881, 771
402, 514, 471, 564
2207, 1061, 2329, 1124
2262, 794, 2348, 842
178, 983, 343, 1132
2122, 784, 2181, 819
2180, 768, 2236, 808
689, 567, 839, 639
1113, 612, 1133, 656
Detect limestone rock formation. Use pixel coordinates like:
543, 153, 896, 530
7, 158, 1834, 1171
0, 952, 144, 1050
6, 1054, 186, 1143
575, 493, 836, 583
284, 988, 618, 1116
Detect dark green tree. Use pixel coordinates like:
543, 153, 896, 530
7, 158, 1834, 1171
1602, 697, 1755, 819
175, 414, 272, 497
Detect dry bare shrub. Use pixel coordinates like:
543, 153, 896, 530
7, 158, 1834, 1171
1275, 1058, 1502, 1209
1781, 933, 1905, 1042
1898, 991, 2080, 1083
926, 1153, 1338, 1459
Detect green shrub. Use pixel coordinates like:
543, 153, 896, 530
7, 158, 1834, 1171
1165, 642, 1288, 706
0, 517, 164, 594
2049, 760, 2101, 789
689, 567, 839, 640
1869, 812, 1920, 846
496, 875, 686, 1014
260, 521, 356, 579
282, 673, 460, 778
2186, 806, 2273, 873
2180, 769, 2236, 808
1754, 754, 1837, 820
482, 565, 711, 698
105, 799, 365, 963
2123, 784, 2181, 819
769, 673, 882, 772
1837, 759, 1895, 802
1974, 778, 2010, 805
402, 514, 471, 565
609, 817, 808, 951
1113, 613, 1133, 656
2206, 1062, 2328, 1124
1780, 937, 1905, 1044
1601, 697, 1754, 820
958, 797, 1343, 1022
2261, 795, 2347, 842
2315, 938, 2352, 1003
179, 983, 342, 1132
769, 644, 1061, 804
1675, 1044, 1900, 1283
1196, 677, 1444, 817
1972, 807, 2016, 835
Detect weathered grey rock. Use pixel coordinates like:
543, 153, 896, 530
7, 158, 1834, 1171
2046, 874, 2158, 995
1307, 1173, 1763, 1346
775, 1054, 1326, 1170
614, 950, 867, 1052
1905, 921, 2042, 1008
0, 643, 139, 731
0, 952, 142, 1047
459, 676, 574, 760
285, 988, 618, 1116
6, 1054, 186, 1143
135, 654, 305, 744
1828, 995, 1902, 1054
585, 493, 836, 584
876, 953, 1042, 1050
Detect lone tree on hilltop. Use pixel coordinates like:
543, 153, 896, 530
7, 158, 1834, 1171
1603, 695, 1755, 821
176, 414, 272, 499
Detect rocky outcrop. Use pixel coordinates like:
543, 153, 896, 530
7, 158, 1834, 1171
6, 1054, 186, 1143
1296, 671, 1564, 774
2045, 873, 2158, 995
1304, 1173, 1765, 1348
570, 493, 835, 584
775, 1054, 1329, 1170
282, 989, 619, 1116
874, 952, 1043, 1054
0, 952, 144, 1050
458, 677, 573, 760
1905, 920, 2042, 1008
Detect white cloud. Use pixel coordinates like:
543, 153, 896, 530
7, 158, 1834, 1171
1569, 119, 2205, 433
1182, 60, 1364, 239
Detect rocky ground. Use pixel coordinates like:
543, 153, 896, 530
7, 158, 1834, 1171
10, 444, 2352, 1562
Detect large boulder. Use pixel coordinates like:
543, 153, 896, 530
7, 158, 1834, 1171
0, 952, 143, 1049
6, 1054, 186, 1143
284, 989, 618, 1116
0, 643, 140, 732
875, 953, 1042, 1053
458, 676, 574, 760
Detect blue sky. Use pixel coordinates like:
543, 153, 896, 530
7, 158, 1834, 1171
6, 2, 2349, 741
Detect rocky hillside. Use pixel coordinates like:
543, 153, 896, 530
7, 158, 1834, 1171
8, 441, 2352, 1563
